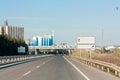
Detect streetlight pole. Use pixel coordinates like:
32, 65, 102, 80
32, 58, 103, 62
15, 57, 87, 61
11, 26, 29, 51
101, 29, 104, 53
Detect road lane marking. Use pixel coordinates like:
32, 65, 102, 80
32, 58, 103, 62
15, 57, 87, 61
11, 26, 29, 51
15, 57, 54, 80
63, 56, 90, 80
23, 71, 31, 76
36, 65, 40, 68
42, 62, 45, 65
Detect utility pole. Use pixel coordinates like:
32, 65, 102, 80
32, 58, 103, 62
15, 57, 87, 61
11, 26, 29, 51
101, 29, 104, 53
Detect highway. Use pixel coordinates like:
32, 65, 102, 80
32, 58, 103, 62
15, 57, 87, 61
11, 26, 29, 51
0, 55, 119, 80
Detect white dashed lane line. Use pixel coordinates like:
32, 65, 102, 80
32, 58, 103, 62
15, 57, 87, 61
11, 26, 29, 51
15, 57, 53, 80
36, 65, 40, 68
23, 71, 31, 76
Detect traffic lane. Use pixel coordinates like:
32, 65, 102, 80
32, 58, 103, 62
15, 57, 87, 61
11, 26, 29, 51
20, 55, 87, 80
67, 57, 120, 80
0, 56, 53, 80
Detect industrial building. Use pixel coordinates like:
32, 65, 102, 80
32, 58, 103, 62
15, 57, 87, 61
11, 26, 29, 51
33, 36, 42, 46
42, 34, 54, 46
32, 33, 54, 46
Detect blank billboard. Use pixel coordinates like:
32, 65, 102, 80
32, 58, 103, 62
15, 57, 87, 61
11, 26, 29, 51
77, 37, 95, 44
77, 37, 95, 49
77, 45, 95, 49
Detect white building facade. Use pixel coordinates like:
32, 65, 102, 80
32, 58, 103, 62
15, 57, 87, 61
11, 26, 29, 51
0, 21, 24, 40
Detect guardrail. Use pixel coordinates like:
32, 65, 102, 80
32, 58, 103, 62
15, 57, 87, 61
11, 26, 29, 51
0, 55, 49, 65
70, 56, 120, 78
29, 46, 76, 50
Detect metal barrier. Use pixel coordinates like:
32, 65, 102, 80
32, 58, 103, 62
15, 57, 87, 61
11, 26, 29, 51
70, 56, 120, 78
0, 55, 48, 65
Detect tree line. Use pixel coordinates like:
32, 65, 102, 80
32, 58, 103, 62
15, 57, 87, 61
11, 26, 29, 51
0, 35, 28, 56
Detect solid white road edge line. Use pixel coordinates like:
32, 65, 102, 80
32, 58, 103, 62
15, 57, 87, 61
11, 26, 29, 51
63, 56, 90, 80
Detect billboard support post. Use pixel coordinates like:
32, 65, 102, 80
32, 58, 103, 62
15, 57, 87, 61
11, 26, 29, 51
80, 49, 82, 58
77, 37, 95, 59
90, 49, 92, 59
90, 45, 94, 59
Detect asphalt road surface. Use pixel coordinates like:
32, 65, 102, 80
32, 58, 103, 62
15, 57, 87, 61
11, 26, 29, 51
0, 55, 119, 80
